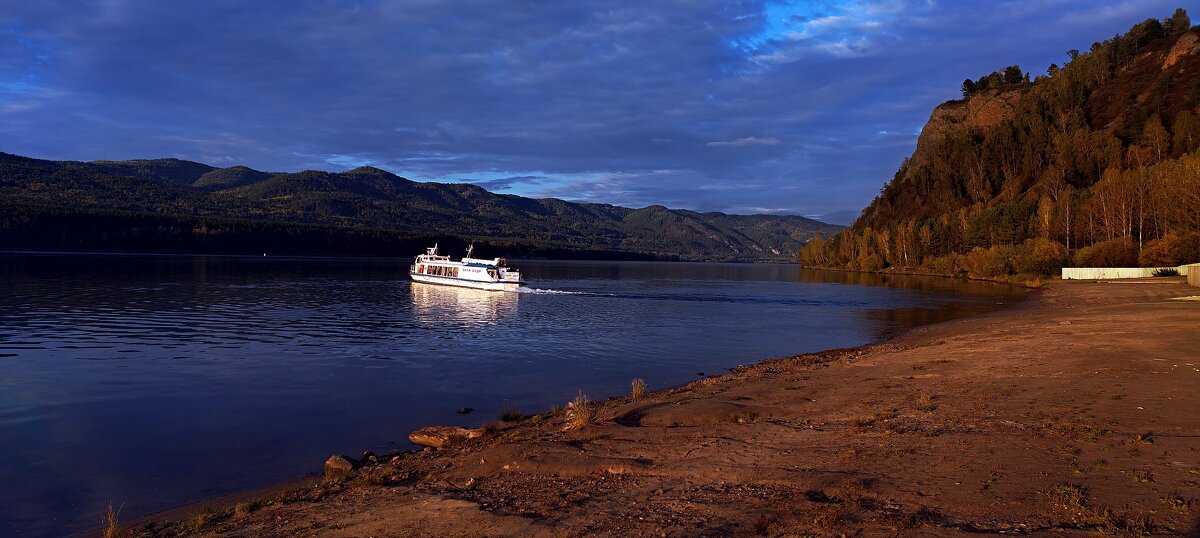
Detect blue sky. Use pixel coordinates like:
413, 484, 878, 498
0, 1, 1185, 223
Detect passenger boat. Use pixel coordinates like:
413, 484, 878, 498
409, 244, 524, 291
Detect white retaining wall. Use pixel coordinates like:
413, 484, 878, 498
1061, 265, 1192, 280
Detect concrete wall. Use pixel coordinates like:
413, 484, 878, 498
1061, 265, 1191, 280
1187, 264, 1200, 287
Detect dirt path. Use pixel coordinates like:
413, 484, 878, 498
140, 279, 1200, 537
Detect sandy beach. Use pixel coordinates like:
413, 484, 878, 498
135, 277, 1200, 537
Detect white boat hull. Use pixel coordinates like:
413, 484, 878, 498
410, 272, 522, 292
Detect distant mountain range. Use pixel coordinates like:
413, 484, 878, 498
0, 152, 841, 261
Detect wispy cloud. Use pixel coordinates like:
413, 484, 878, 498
707, 136, 782, 148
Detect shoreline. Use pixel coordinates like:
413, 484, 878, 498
125, 277, 1198, 536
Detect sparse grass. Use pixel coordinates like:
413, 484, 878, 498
233, 498, 267, 517
1049, 483, 1088, 511
498, 405, 523, 422
103, 502, 122, 538
1131, 431, 1154, 445
850, 415, 877, 433
834, 477, 872, 501
1161, 491, 1192, 513
186, 507, 215, 531
885, 508, 933, 531
1055, 444, 1082, 460
630, 378, 646, 400
810, 504, 852, 528
1097, 509, 1156, 535
565, 391, 595, 430
916, 392, 939, 412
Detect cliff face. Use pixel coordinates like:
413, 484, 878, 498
909, 89, 1021, 166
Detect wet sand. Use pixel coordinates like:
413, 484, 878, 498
136, 278, 1200, 537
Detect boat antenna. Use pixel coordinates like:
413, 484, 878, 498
466, 244, 474, 259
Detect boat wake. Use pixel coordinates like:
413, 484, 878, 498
514, 287, 584, 295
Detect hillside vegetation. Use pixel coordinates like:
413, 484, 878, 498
0, 153, 840, 260
802, 8, 1200, 278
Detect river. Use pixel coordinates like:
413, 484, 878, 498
0, 253, 1025, 536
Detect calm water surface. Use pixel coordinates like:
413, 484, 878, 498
0, 253, 1025, 536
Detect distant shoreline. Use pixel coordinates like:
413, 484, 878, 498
0, 248, 804, 264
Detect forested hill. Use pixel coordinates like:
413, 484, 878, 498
803, 8, 1200, 277
0, 152, 840, 261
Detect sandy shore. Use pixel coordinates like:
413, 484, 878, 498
135, 278, 1200, 537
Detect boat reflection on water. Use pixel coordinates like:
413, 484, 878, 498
409, 281, 520, 327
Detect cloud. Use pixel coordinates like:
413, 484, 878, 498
706, 136, 782, 147
0, 0, 1187, 216
460, 175, 550, 191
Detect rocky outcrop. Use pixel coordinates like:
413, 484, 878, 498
614, 400, 762, 427
1164, 32, 1200, 69
323, 454, 357, 481
408, 426, 483, 448
910, 89, 1020, 166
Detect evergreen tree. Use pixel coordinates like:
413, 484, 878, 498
1166, 8, 1190, 34
1003, 65, 1024, 85
961, 79, 977, 98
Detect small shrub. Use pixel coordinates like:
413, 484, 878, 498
1131, 431, 1154, 445
923, 253, 964, 276
103, 502, 122, 538
1073, 238, 1138, 267
1016, 238, 1069, 276
630, 378, 646, 400
1049, 483, 1087, 510
963, 246, 1013, 277
187, 509, 213, 531
498, 405, 523, 422
565, 391, 595, 430
1141, 231, 1200, 266
1152, 267, 1179, 277
1160, 491, 1191, 512
233, 499, 266, 517
858, 253, 884, 272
